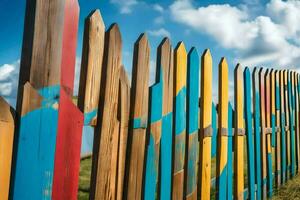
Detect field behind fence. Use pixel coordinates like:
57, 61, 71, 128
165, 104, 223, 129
0, 0, 300, 200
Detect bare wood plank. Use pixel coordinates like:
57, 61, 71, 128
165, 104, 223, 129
126, 33, 150, 200
199, 49, 212, 200
78, 9, 105, 126
90, 23, 122, 200
234, 64, 244, 200
0, 97, 15, 200
117, 66, 131, 200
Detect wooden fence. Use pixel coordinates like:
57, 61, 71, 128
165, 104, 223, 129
0, 1, 300, 200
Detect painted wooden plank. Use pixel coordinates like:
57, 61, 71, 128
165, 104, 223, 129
216, 58, 228, 200
0, 97, 15, 200
199, 49, 212, 200
78, 9, 105, 126
244, 67, 255, 200
172, 42, 187, 199
89, 23, 122, 200
52, 89, 84, 200
126, 33, 150, 200
158, 39, 173, 199
279, 70, 287, 183
234, 64, 244, 200
12, 83, 59, 200
259, 68, 267, 199
264, 70, 273, 197
117, 66, 131, 200
252, 67, 262, 200
284, 70, 291, 179
16, 0, 66, 113
161, 40, 174, 200
186, 47, 200, 200
60, 0, 79, 96
212, 104, 217, 158
144, 38, 171, 200
274, 70, 281, 186
227, 103, 234, 200
295, 72, 300, 173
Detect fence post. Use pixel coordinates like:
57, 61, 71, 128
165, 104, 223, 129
244, 67, 255, 200
295, 72, 300, 173
274, 70, 282, 186
216, 58, 229, 200
186, 47, 200, 199
126, 33, 150, 200
78, 9, 105, 126
280, 70, 287, 183
89, 23, 122, 200
199, 49, 212, 199
234, 64, 244, 200
0, 97, 15, 200
172, 42, 187, 199
227, 103, 234, 200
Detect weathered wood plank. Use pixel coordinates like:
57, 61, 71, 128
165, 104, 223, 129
0, 97, 15, 200
172, 42, 187, 200
126, 33, 150, 200
252, 67, 262, 200
52, 89, 84, 200
274, 70, 281, 186
279, 70, 287, 183
117, 66, 130, 200
78, 9, 105, 126
244, 67, 255, 200
186, 47, 200, 200
199, 49, 212, 200
216, 57, 228, 200
284, 70, 291, 180
89, 23, 122, 200
234, 64, 244, 200
265, 69, 273, 197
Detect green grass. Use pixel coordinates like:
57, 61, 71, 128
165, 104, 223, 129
78, 156, 300, 200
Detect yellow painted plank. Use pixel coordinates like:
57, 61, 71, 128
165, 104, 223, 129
199, 49, 212, 200
234, 64, 244, 200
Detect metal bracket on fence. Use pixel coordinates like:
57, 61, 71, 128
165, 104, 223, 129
203, 125, 213, 137
220, 127, 228, 136
275, 127, 280, 132
265, 128, 272, 134
285, 126, 289, 131
235, 128, 245, 136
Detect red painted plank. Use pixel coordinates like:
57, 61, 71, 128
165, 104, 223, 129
52, 89, 84, 200
61, 0, 79, 95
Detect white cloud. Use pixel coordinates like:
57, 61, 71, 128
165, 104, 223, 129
0, 60, 20, 98
73, 57, 81, 96
170, 0, 300, 69
148, 28, 171, 38
154, 16, 165, 25
110, 0, 138, 14
153, 4, 164, 13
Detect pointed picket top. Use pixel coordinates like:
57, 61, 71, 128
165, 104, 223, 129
156, 37, 171, 82
174, 41, 187, 94
0, 97, 14, 123
218, 57, 228, 127
87, 9, 105, 30
202, 49, 212, 65
135, 33, 149, 49
107, 23, 122, 46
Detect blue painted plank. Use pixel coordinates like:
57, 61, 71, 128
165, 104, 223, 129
244, 68, 255, 200
212, 103, 217, 158
280, 71, 287, 183
227, 103, 233, 200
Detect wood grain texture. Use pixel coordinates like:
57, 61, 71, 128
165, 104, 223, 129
199, 49, 212, 200
279, 70, 287, 183
186, 47, 200, 200
89, 23, 122, 200
16, 0, 66, 113
216, 57, 229, 200
259, 68, 267, 199
252, 68, 262, 200
117, 66, 130, 200
52, 89, 84, 200
0, 97, 15, 200
274, 70, 281, 186
265, 70, 273, 197
234, 64, 244, 200
284, 70, 291, 180
78, 9, 105, 126
172, 42, 187, 200
126, 34, 150, 200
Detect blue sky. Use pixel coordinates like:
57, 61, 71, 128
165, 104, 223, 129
1, 0, 300, 105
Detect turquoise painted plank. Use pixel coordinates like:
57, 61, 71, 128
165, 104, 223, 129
212, 103, 217, 157
244, 68, 255, 200
186, 47, 200, 197
227, 103, 233, 200
275, 73, 281, 182
280, 71, 287, 183
12, 86, 60, 200
288, 72, 296, 176
160, 112, 173, 200
252, 69, 262, 200
144, 74, 162, 200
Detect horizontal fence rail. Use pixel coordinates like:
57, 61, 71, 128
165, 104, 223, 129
0, 1, 300, 200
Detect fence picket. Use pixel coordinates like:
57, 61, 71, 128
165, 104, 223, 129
227, 103, 234, 200
295, 72, 300, 173
274, 70, 281, 186
284, 70, 291, 180
280, 70, 287, 183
